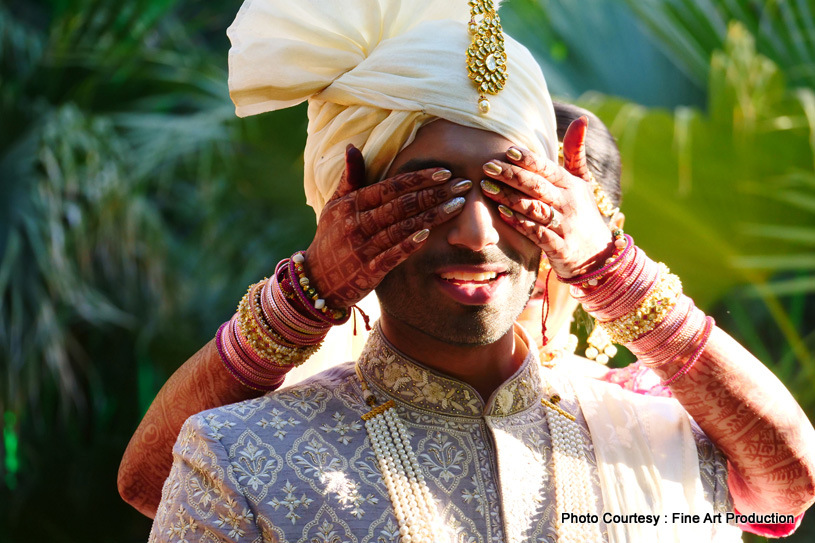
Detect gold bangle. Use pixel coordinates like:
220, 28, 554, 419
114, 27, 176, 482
236, 283, 321, 366
597, 264, 682, 344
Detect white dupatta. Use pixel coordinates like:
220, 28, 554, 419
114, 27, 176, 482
570, 375, 743, 542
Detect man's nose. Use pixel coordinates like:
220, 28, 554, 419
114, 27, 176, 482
445, 189, 500, 251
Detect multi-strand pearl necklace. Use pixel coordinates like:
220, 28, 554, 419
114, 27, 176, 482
356, 364, 444, 543
357, 361, 601, 543
541, 386, 602, 542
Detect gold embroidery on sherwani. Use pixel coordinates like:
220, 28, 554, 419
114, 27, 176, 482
360, 329, 541, 418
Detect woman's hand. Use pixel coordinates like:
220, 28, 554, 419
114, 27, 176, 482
304, 144, 471, 308
480, 117, 614, 278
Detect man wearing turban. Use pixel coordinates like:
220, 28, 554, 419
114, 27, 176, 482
144, 1, 815, 542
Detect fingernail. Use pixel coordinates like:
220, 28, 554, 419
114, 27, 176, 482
412, 229, 430, 243
451, 179, 472, 194
483, 162, 502, 176
432, 169, 452, 181
480, 179, 500, 195
506, 147, 522, 161
498, 205, 514, 218
443, 197, 466, 214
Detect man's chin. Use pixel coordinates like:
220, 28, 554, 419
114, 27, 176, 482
379, 303, 515, 347
375, 264, 534, 348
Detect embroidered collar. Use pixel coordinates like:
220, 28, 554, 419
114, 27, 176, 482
357, 323, 543, 418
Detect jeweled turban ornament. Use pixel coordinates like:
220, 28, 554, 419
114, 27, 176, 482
466, 0, 508, 114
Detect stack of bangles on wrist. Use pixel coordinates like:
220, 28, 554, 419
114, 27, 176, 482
215, 251, 350, 391
560, 230, 714, 386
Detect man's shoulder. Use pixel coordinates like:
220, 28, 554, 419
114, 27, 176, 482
185, 361, 365, 447
556, 354, 676, 404
554, 357, 682, 416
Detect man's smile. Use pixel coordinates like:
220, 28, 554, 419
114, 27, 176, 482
439, 270, 499, 282
434, 265, 510, 305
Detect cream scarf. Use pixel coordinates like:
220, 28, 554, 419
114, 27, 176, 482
570, 374, 743, 542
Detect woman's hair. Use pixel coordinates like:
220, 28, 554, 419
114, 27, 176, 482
553, 101, 622, 208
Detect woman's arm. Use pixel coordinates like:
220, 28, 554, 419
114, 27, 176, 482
117, 340, 261, 518
658, 327, 815, 517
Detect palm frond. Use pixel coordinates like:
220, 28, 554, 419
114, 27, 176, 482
505, 0, 704, 106
624, 0, 815, 89
1, 103, 172, 414
580, 23, 815, 383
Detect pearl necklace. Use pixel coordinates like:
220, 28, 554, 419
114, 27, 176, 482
356, 364, 444, 543
357, 360, 601, 543
541, 384, 602, 542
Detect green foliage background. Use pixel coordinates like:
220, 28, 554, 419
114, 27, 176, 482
1, 0, 813, 541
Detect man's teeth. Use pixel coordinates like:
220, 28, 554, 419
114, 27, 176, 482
440, 271, 498, 282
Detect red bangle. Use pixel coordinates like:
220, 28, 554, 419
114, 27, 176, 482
558, 233, 633, 285
602, 257, 659, 319
216, 320, 285, 391
642, 308, 706, 368
660, 317, 714, 386
570, 246, 639, 312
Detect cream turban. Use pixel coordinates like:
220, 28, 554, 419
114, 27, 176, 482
228, 0, 557, 218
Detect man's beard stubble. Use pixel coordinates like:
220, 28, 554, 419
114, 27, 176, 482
375, 245, 539, 346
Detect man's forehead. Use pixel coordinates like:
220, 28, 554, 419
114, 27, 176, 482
393, 158, 455, 176
384, 120, 513, 178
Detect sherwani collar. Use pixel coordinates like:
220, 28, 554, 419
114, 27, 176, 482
357, 322, 543, 418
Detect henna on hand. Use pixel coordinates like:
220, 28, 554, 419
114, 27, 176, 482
479, 121, 613, 278
305, 145, 470, 309
561, 115, 592, 180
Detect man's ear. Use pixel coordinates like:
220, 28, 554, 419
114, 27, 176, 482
609, 211, 625, 231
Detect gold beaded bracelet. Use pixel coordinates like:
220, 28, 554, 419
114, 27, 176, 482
596, 264, 682, 345
236, 282, 322, 367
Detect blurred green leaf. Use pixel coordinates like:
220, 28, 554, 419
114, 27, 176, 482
504, 0, 705, 107
581, 24, 814, 303
623, 0, 815, 90
741, 275, 815, 296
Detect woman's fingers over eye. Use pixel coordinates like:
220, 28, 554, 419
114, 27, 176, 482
360, 178, 472, 234
360, 196, 466, 258
355, 167, 452, 210
378, 177, 471, 220
480, 180, 557, 223
480, 171, 562, 211
504, 146, 549, 173
484, 158, 569, 192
